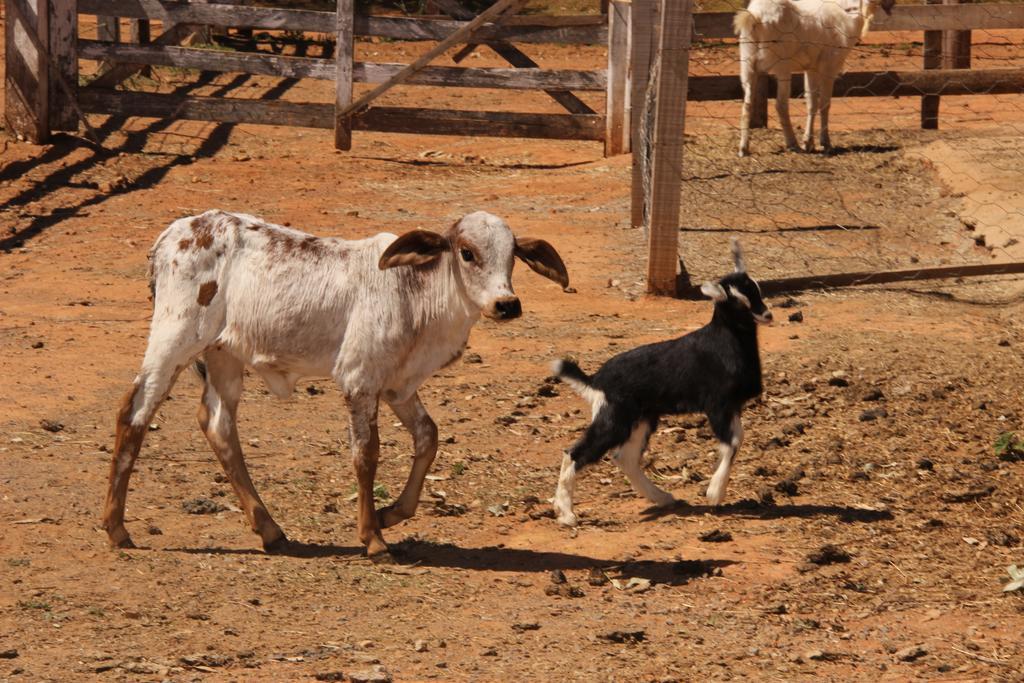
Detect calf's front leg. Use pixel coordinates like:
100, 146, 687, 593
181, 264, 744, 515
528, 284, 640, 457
347, 394, 389, 558
378, 392, 438, 528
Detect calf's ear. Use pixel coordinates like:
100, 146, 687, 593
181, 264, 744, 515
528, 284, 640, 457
514, 237, 570, 289
379, 230, 449, 269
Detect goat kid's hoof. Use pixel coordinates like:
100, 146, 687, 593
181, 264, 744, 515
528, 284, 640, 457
262, 534, 291, 554
555, 510, 578, 528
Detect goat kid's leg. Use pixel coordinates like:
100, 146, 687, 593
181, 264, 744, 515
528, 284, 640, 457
802, 72, 819, 153
774, 74, 799, 152
553, 405, 631, 527
612, 419, 675, 507
198, 349, 285, 551
103, 353, 199, 548
706, 413, 743, 505
347, 394, 389, 559
378, 393, 438, 528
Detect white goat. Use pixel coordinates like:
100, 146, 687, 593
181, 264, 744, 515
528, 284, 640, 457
735, 0, 894, 156
101, 209, 568, 559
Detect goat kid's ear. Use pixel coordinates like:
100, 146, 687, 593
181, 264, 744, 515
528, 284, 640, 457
514, 237, 570, 289
730, 237, 746, 273
701, 281, 728, 302
379, 230, 449, 269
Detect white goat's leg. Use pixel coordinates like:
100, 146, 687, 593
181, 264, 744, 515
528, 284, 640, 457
738, 51, 756, 157
802, 72, 819, 152
198, 348, 286, 551
347, 393, 389, 558
553, 452, 579, 527
612, 421, 675, 507
379, 392, 438, 528
706, 414, 744, 506
819, 77, 834, 151
775, 74, 799, 151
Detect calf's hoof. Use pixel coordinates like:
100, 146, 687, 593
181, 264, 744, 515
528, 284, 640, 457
262, 534, 291, 554
649, 491, 677, 508
377, 504, 409, 529
106, 525, 136, 550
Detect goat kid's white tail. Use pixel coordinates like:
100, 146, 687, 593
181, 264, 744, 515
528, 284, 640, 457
551, 359, 607, 419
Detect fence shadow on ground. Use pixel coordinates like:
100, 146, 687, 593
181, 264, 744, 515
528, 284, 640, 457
0, 71, 305, 252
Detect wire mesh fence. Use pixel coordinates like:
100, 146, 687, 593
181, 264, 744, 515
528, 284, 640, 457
669, 0, 1024, 293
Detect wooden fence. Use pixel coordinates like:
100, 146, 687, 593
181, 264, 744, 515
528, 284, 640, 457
4, 0, 631, 152
634, 1, 1024, 294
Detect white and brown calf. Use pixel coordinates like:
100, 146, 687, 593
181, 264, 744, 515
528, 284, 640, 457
102, 210, 569, 559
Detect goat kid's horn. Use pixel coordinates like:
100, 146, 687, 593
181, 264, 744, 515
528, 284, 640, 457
730, 237, 746, 273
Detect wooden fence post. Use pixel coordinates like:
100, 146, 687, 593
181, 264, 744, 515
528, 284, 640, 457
645, 0, 693, 295
49, 0, 77, 131
942, 0, 971, 70
334, 0, 355, 150
922, 0, 942, 129
5, 0, 50, 143
604, 0, 630, 156
629, 0, 656, 227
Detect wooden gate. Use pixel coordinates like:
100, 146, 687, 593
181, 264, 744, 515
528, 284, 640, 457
3, 0, 634, 154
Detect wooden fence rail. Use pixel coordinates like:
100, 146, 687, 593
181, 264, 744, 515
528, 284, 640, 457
76, 41, 608, 90
77, 0, 608, 43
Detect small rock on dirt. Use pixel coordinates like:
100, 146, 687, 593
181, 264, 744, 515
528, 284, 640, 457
512, 621, 541, 632
348, 665, 392, 683
413, 639, 429, 653
986, 530, 1020, 547
537, 383, 559, 397
549, 569, 567, 585
916, 458, 934, 471
31, 340, 44, 349
777, 297, 801, 309
828, 375, 850, 388
805, 649, 843, 662
894, 645, 928, 662
0, 649, 18, 659
698, 529, 733, 543
181, 497, 226, 514
545, 583, 585, 598
587, 568, 610, 586
859, 408, 888, 421
314, 673, 347, 682
862, 388, 885, 401
774, 478, 799, 496
787, 310, 804, 323
463, 352, 483, 364
807, 544, 851, 565
146, 524, 163, 535
40, 419, 64, 433
597, 629, 646, 644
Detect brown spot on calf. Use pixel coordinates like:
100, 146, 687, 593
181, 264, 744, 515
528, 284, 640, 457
179, 239, 192, 251
197, 281, 218, 306
191, 215, 216, 249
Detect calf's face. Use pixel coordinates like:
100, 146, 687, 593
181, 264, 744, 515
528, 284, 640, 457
379, 211, 569, 320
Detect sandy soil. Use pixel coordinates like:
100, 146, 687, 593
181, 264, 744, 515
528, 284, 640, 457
2, 19, 1024, 683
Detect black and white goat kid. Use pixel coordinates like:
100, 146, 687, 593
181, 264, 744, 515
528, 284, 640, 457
551, 240, 772, 526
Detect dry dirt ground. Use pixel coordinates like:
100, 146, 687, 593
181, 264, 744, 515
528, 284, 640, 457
3, 19, 1024, 683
